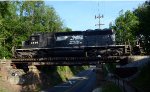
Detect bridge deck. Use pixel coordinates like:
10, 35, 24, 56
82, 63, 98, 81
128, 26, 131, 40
11, 56, 128, 66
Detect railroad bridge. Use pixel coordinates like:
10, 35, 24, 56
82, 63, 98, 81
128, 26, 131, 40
11, 56, 128, 66
0, 55, 148, 85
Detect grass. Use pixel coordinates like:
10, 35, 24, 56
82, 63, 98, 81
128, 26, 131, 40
131, 63, 150, 92
49, 66, 88, 85
0, 88, 7, 92
102, 82, 122, 92
69, 66, 89, 75
0, 80, 14, 92
57, 66, 74, 81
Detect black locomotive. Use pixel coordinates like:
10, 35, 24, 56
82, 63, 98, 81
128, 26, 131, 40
14, 29, 131, 58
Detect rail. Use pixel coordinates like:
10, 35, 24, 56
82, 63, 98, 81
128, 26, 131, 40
11, 56, 128, 66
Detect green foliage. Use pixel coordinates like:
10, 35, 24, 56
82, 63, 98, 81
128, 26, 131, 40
0, 1, 71, 58
114, 1, 150, 54
0, 46, 11, 58
102, 82, 122, 92
133, 1, 150, 53
0, 1, 10, 18
63, 27, 72, 32
105, 63, 116, 73
69, 66, 89, 75
57, 66, 74, 81
114, 10, 139, 45
132, 63, 150, 92
0, 88, 8, 92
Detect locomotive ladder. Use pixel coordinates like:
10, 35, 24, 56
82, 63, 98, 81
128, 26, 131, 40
11, 56, 128, 66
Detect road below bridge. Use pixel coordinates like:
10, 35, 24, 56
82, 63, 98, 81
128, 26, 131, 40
45, 69, 96, 92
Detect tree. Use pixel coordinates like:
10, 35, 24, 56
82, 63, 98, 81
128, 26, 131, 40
0, 1, 71, 58
133, 1, 150, 53
63, 27, 72, 32
0, 1, 10, 18
114, 10, 139, 46
114, 0, 150, 54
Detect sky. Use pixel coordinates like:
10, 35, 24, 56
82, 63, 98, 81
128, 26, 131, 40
45, 0, 145, 31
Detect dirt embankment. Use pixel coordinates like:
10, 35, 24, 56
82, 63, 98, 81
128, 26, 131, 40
0, 78, 21, 92
0, 62, 21, 92
0, 61, 89, 92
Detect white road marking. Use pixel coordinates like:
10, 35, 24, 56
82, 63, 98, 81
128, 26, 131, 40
54, 86, 70, 88
71, 76, 88, 80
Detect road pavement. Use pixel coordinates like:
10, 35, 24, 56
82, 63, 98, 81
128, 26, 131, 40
45, 69, 96, 92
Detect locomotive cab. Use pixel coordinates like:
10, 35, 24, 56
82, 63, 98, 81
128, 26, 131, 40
30, 35, 39, 47
22, 35, 40, 48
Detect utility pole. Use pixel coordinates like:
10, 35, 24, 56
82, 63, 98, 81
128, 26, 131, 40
95, 14, 104, 29
95, 2, 104, 29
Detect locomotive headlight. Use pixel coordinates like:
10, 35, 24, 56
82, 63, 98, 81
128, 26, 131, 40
31, 41, 38, 44
35, 42, 37, 44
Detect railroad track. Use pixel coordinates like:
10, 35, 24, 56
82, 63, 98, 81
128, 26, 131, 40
11, 56, 128, 66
